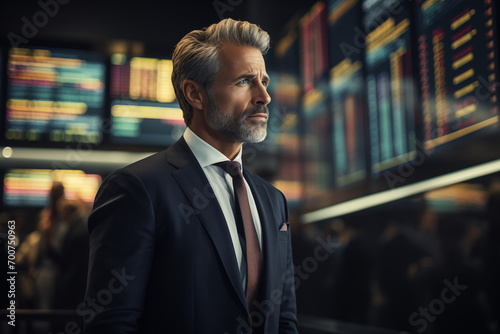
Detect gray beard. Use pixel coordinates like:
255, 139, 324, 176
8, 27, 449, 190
205, 92, 268, 143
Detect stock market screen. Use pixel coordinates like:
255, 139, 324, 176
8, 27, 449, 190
328, 0, 367, 188
363, 0, 417, 176
3, 169, 101, 207
300, 2, 333, 203
4, 47, 105, 144
269, 23, 303, 203
416, 0, 499, 151
110, 54, 185, 146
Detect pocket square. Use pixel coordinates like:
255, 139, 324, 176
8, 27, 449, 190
279, 222, 290, 231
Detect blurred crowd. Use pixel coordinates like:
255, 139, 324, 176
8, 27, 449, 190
293, 180, 500, 334
1, 182, 90, 312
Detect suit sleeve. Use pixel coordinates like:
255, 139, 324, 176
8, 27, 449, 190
82, 170, 155, 334
278, 192, 299, 334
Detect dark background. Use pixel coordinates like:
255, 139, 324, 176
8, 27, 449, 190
0, 0, 316, 57
1, 2, 500, 334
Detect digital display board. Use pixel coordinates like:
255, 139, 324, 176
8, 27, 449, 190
110, 54, 186, 146
363, 0, 417, 175
328, 0, 367, 187
3, 169, 101, 207
416, 0, 499, 151
300, 2, 333, 203
269, 22, 303, 204
301, 2, 330, 95
4, 47, 105, 144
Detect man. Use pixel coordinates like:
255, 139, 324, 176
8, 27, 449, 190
83, 19, 298, 334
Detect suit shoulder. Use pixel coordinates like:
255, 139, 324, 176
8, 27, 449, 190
122, 149, 170, 175
103, 149, 174, 186
96, 149, 172, 198
114, 137, 190, 181
91, 149, 174, 221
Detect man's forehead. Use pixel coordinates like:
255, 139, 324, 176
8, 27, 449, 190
217, 44, 267, 74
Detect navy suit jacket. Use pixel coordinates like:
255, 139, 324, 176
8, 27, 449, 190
83, 137, 298, 334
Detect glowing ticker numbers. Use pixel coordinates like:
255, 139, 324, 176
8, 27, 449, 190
417, 0, 499, 150
5, 47, 105, 144
3, 169, 101, 207
300, 2, 329, 94
363, 0, 417, 175
129, 57, 176, 103
432, 27, 448, 137
110, 54, 185, 146
301, 1, 332, 201
328, 0, 367, 187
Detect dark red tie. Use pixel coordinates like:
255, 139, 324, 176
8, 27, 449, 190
215, 161, 262, 310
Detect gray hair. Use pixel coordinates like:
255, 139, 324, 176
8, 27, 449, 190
171, 18, 270, 126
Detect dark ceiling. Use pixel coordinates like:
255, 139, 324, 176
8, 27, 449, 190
0, 0, 315, 57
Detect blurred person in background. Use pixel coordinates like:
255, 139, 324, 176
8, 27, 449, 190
16, 210, 44, 309
50, 198, 89, 309
330, 218, 372, 324
374, 211, 431, 332
48, 198, 90, 333
485, 180, 500, 332
16, 181, 67, 309
414, 213, 493, 334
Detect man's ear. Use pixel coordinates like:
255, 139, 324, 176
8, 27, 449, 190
183, 80, 206, 111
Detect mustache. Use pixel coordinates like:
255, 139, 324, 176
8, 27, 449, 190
244, 105, 269, 117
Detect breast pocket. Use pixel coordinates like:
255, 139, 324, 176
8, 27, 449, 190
277, 222, 290, 272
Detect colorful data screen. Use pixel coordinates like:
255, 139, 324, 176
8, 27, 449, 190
4, 47, 105, 144
328, 0, 367, 187
301, 2, 330, 95
110, 54, 186, 146
363, 0, 417, 175
3, 169, 101, 207
416, 0, 499, 151
300, 2, 333, 202
270, 24, 303, 204
268, 28, 301, 149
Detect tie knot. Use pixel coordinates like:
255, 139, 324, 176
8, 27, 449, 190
214, 161, 242, 179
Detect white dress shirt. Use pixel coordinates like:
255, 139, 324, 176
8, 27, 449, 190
183, 127, 263, 292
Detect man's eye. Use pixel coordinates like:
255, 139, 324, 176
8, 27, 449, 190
239, 79, 249, 84
262, 81, 268, 87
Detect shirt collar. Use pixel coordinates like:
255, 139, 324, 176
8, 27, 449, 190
183, 127, 243, 168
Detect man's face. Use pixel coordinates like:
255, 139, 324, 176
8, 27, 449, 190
205, 44, 271, 143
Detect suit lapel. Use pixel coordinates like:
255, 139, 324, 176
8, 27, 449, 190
167, 137, 248, 312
